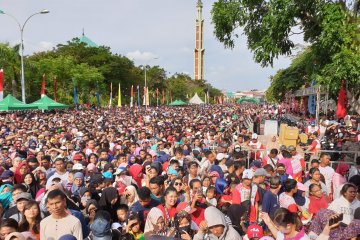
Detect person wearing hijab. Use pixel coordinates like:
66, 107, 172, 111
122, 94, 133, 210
123, 185, 139, 207
227, 204, 248, 236
144, 207, 173, 238
332, 162, 349, 194
14, 162, 29, 184
85, 200, 99, 226
98, 187, 119, 221
0, 184, 13, 210
71, 172, 86, 198
194, 206, 241, 240
129, 164, 143, 187
22, 173, 41, 199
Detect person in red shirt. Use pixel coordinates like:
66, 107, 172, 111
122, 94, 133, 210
308, 183, 328, 215
232, 169, 260, 223
156, 187, 178, 226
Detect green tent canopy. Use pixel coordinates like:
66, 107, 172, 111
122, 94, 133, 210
237, 97, 258, 104
0, 94, 37, 110
169, 100, 187, 106
28, 95, 69, 110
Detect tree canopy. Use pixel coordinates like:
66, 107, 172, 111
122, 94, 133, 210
212, 0, 360, 103
0, 38, 222, 105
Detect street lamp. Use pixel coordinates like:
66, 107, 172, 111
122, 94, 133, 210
0, 9, 49, 103
144, 57, 158, 108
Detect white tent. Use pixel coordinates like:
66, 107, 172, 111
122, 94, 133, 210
189, 93, 205, 104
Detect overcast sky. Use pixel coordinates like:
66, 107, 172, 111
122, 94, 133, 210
0, 0, 298, 92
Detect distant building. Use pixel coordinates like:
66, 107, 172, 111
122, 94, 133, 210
79, 30, 98, 48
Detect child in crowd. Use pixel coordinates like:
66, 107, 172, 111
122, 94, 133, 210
205, 186, 217, 207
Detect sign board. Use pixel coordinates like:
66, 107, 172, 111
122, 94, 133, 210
264, 120, 278, 136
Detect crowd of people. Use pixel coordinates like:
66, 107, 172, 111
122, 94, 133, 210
0, 104, 358, 240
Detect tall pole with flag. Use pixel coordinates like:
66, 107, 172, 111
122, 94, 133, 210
53, 76, 57, 101
118, 83, 121, 107
0, 69, 3, 101
73, 87, 78, 106
41, 74, 46, 98
130, 85, 134, 107
109, 82, 113, 107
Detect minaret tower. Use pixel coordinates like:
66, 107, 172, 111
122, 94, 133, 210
194, 0, 204, 80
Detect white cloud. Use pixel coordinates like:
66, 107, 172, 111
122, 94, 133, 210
126, 50, 158, 63
35, 41, 55, 52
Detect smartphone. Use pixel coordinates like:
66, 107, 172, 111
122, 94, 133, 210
329, 213, 343, 225
197, 188, 203, 195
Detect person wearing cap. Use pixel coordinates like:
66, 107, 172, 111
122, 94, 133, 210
244, 224, 264, 240
288, 145, 305, 183
1, 170, 14, 184
86, 210, 121, 240
305, 121, 320, 135
216, 153, 228, 173
232, 169, 260, 223
252, 168, 268, 198
9, 192, 32, 223
249, 133, 265, 160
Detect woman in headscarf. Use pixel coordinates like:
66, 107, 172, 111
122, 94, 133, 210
144, 207, 173, 238
85, 199, 99, 226
22, 173, 41, 199
227, 204, 248, 236
14, 162, 29, 184
332, 162, 349, 194
123, 185, 139, 207
266, 135, 279, 152
129, 164, 143, 187
71, 172, 86, 199
0, 184, 13, 210
98, 187, 119, 221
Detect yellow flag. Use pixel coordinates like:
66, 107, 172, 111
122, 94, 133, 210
118, 83, 121, 107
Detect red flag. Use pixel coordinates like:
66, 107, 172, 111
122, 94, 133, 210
336, 80, 347, 119
131, 85, 134, 97
0, 69, 3, 100
41, 74, 46, 97
53, 77, 57, 101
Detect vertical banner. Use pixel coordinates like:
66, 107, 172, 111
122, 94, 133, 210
156, 88, 159, 106
162, 90, 165, 105
109, 82, 113, 107
41, 74, 46, 98
336, 80, 347, 119
73, 87, 78, 106
130, 85, 134, 107
0, 69, 4, 101
137, 85, 140, 107
53, 77, 57, 101
308, 81, 316, 115
118, 83, 121, 107
146, 87, 150, 106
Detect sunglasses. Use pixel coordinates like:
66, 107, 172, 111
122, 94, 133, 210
174, 182, 183, 186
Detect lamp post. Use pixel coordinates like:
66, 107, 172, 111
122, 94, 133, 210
0, 9, 49, 103
144, 57, 158, 108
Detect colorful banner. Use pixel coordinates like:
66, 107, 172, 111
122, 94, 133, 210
41, 74, 46, 98
336, 80, 347, 119
130, 85, 134, 107
118, 83, 121, 107
0, 69, 3, 101
73, 87, 78, 105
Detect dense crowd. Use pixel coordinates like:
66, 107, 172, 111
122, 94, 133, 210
0, 104, 359, 240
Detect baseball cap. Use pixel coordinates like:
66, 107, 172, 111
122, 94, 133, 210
254, 168, 268, 177
72, 163, 84, 171
176, 202, 196, 214
59, 235, 77, 240
72, 154, 82, 161
279, 145, 287, 151
16, 192, 32, 202
91, 217, 112, 240
114, 167, 126, 175
251, 133, 258, 139
247, 224, 264, 238
288, 145, 296, 151
216, 153, 228, 161
242, 169, 254, 179
102, 172, 113, 179
310, 121, 316, 126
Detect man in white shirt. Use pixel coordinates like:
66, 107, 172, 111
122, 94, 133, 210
318, 153, 335, 200
40, 189, 83, 240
